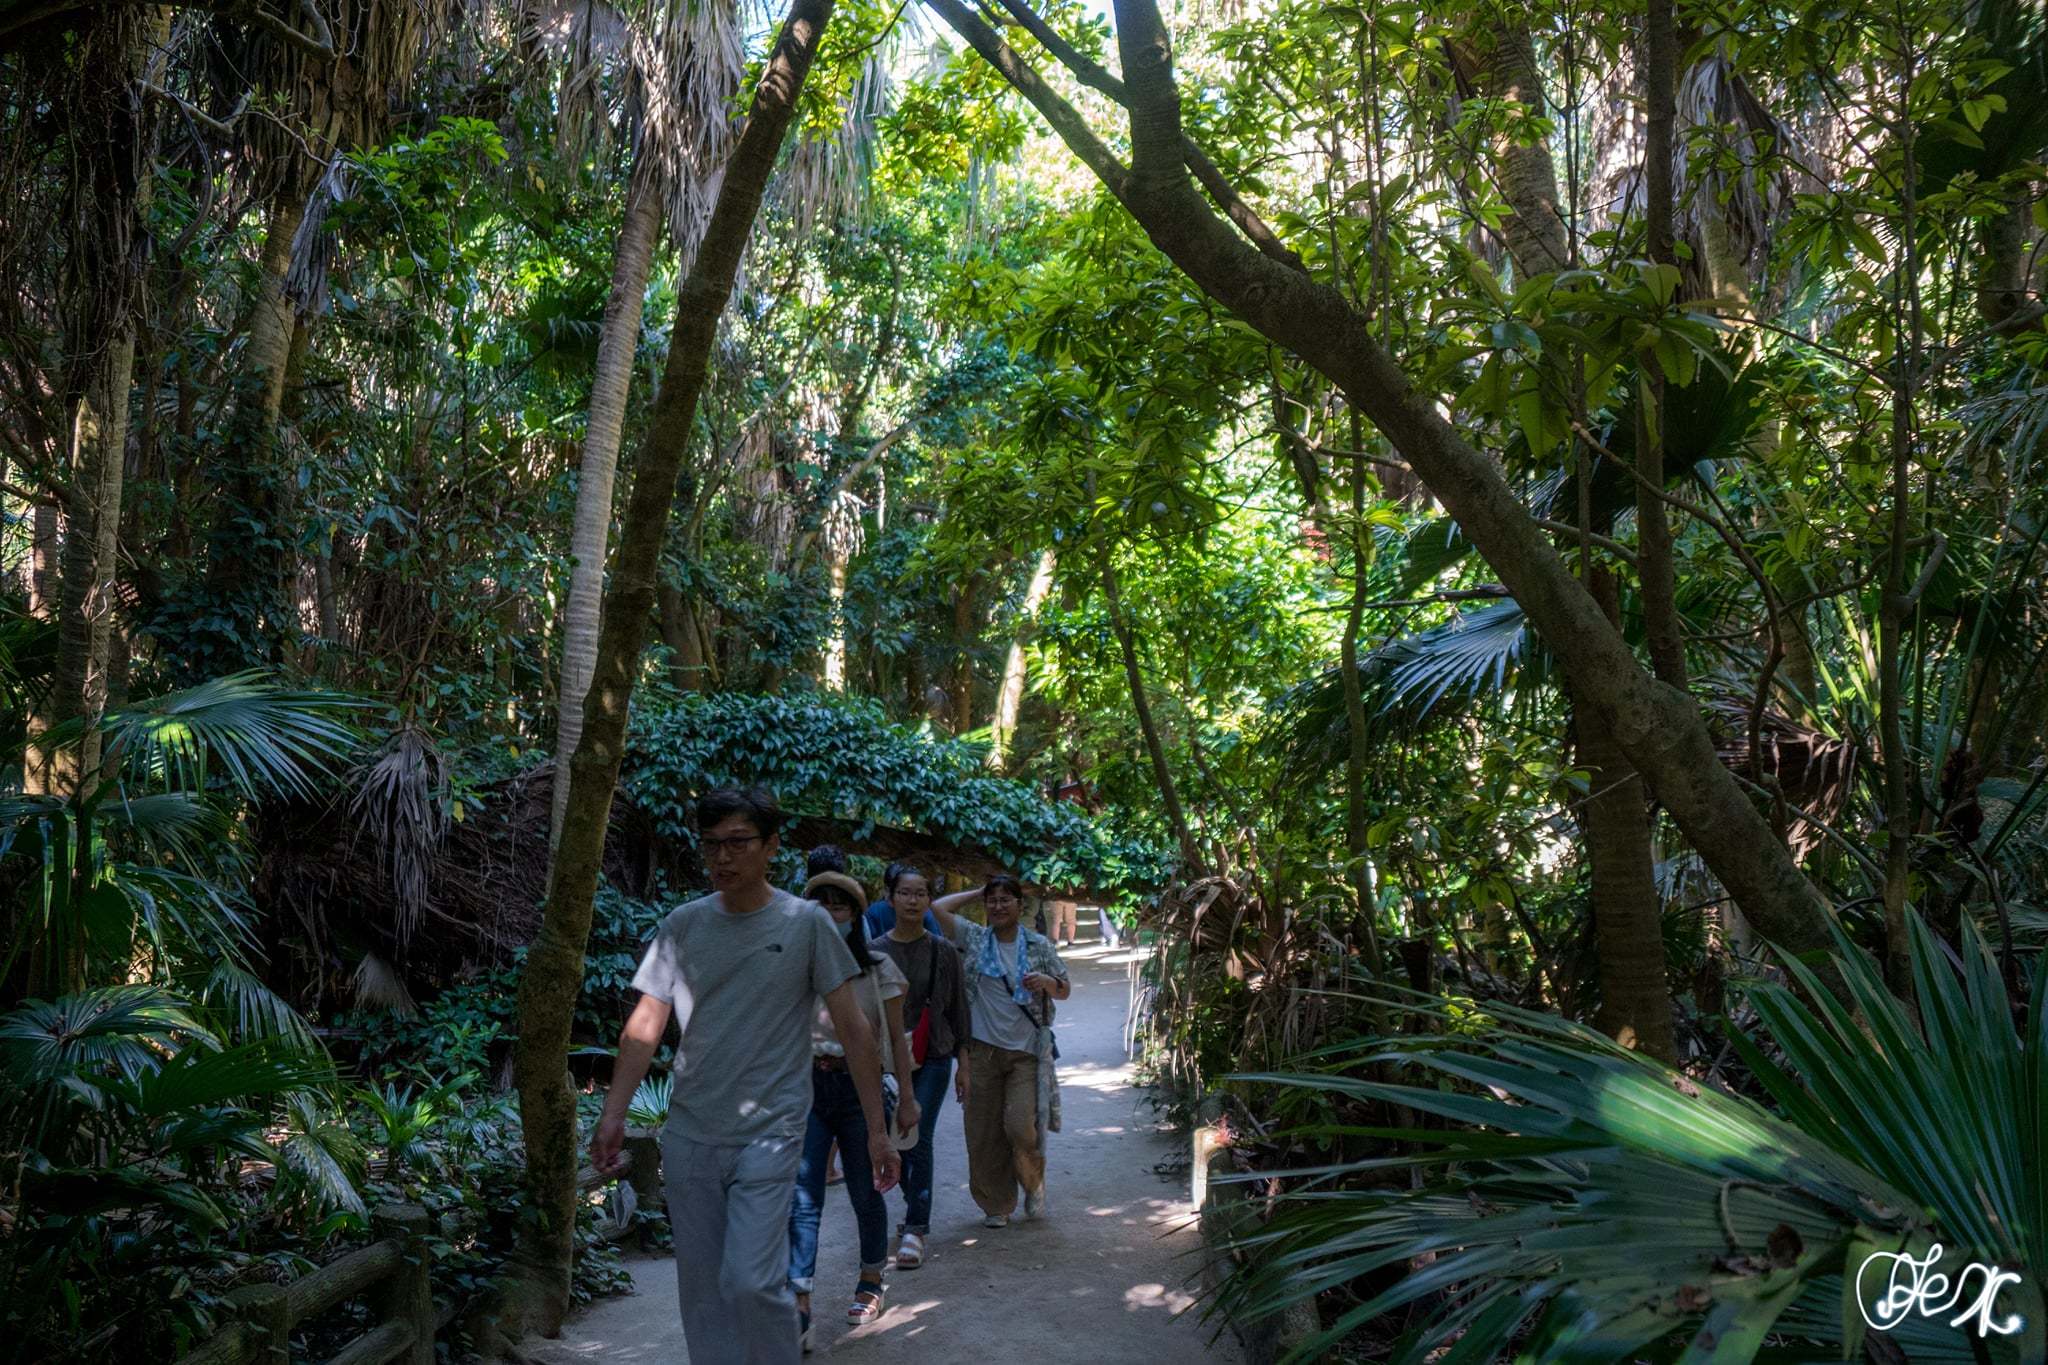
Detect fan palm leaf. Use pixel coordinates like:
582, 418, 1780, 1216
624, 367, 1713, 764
1218, 912, 2045, 1362
91, 670, 362, 801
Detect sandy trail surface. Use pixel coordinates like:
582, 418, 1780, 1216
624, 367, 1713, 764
528, 937, 1239, 1363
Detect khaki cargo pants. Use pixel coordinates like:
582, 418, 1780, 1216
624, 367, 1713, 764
962, 1039, 1043, 1216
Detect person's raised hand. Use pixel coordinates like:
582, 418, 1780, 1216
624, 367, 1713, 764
868, 1132, 902, 1192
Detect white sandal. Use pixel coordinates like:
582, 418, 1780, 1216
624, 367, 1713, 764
896, 1232, 925, 1268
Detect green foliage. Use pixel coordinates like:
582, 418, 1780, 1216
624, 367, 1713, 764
623, 691, 1168, 895
1219, 916, 2046, 1362
0, 985, 358, 1359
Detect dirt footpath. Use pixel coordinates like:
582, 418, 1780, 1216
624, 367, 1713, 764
528, 940, 1240, 1363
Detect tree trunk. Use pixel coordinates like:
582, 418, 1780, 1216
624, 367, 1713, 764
658, 580, 709, 692
29, 504, 58, 619
928, 0, 1838, 977
1463, 23, 1570, 276
1339, 452, 1387, 978
1638, 0, 1687, 692
950, 579, 977, 734
510, 0, 834, 1335
27, 9, 155, 804
1575, 679, 1679, 1063
1101, 557, 1201, 872
551, 162, 664, 846
823, 554, 850, 688
988, 546, 1056, 769
204, 172, 312, 662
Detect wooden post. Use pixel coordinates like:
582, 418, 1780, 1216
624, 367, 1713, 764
371, 1203, 435, 1365
226, 1283, 288, 1365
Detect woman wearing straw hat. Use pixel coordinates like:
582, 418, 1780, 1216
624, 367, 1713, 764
787, 868, 919, 1349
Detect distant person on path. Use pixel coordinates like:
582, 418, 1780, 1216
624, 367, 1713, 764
787, 869, 920, 1346
930, 874, 1069, 1228
870, 866, 971, 1269
1049, 898, 1078, 948
864, 861, 943, 938
590, 788, 900, 1365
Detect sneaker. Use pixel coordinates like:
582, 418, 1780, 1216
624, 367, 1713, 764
982, 1212, 1008, 1229
895, 1232, 925, 1268
1023, 1185, 1048, 1220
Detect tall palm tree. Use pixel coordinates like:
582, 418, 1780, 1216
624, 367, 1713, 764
545, 0, 744, 845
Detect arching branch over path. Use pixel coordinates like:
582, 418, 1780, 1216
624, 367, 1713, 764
922, 0, 1837, 970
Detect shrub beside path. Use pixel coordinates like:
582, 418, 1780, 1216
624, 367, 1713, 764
528, 937, 1240, 1362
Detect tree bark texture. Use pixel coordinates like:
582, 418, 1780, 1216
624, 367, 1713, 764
1574, 677, 1679, 1063
989, 547, 1056, 770
550, 160, 665, 846
203, 174, 312, 658
510, 0, 835, 1336
1464, 23, 1570, 277
925, 0, 1836, 973
1637, 0, 1687, 691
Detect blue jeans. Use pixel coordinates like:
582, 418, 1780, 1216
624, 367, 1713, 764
896, 1054, 954, 1235
787, 1066, 887, 1293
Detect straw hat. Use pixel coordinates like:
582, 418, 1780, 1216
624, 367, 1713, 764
802, 871, 868, 908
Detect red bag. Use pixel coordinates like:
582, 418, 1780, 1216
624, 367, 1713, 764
909, 1004, 932, 1066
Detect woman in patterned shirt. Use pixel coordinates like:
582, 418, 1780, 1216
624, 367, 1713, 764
929, 874, 1070, 1228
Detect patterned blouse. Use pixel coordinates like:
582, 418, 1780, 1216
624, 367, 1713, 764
947, 918, 1067, 1138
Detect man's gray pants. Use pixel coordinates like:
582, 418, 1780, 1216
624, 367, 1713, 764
661, 1128, 803, 1365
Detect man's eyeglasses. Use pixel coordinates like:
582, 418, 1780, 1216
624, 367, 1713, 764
700, 834, 766, 858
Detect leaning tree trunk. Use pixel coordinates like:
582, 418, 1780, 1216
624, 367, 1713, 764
920, 0, 1840, 986
510, 0, 835, 1336
988, 546, 1056, 770
550, 160, 665, 847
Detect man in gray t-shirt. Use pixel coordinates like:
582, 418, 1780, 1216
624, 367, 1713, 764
592, 788, 899, 1365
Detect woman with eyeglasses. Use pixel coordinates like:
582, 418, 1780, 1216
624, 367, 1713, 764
929, 874, 1070, 1229
787, 868, 919, 1348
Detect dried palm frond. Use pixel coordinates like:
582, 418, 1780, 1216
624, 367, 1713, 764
773, 51, 890, 239
346, 725, 450, 947
350, 950, 421, 1016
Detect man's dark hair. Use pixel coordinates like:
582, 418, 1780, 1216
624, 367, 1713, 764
695, 785, 785, 837
806, 844, 848, 876
985, 873, 1023, 899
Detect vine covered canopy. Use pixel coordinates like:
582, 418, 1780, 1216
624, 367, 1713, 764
622, 692, 1169, 898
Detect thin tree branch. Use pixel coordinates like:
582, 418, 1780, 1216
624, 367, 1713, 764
991, 0, 1305, 272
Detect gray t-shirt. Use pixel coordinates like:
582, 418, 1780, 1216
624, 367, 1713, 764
631, 888, 859, 1143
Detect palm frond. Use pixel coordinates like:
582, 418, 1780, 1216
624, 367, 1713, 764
192, 961, 324, 1052
97, 671, 362, 802
275, 1090, 367, 1217
111, 1037, 334, 1118
1216, 914, 2045, 1362
346, 725, 450, 946
0, 986, 214, 1086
